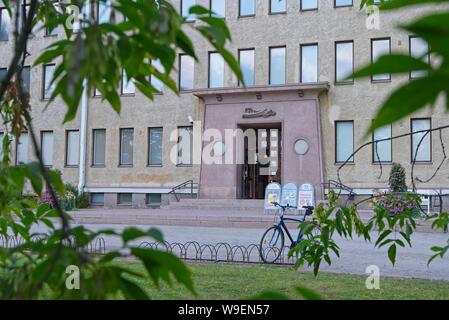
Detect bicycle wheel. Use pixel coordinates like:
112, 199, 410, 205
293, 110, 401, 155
259, 226, 284, 264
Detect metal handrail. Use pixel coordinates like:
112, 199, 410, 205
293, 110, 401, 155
168, 180, 198, 202
321, 180, 357, 205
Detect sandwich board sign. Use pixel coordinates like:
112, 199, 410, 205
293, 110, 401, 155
281, 183, 298, 208
297, 183, 315, 209
264, 182, 282, 210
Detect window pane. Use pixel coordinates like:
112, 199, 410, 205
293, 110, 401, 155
149, 127, 163, 165
301, 44, 318, 83
336, 42, 353, 83
239, 49, 254, 86
412, 119, 431, 162
0, 132, 4, 159
121, 70, 135, 94
335, 0, 352, 6
180, 55, 194, 91
301, 0, 317, 10
98, 0, 112, 23
0, 7, 11, 40
373, 125, 392, 162
66, 131, 80, 166
93, 129, 106, 166
0, 68, 6, 100
209, 52, 224, 88
118, 193, 132, 205
41, 131, 54, 166
240, 0, 255, 16
410, 37, 429, 79
44, 64, 56, 99
269, 47, 286, 85
270, 0, 286, 13
336, 122, 353, 163
146, 193, 161, 205
178, 127, 193, 165
151, 59, 164, 92
372, 39, 390, 81
21, 66, 30, 94
90, 193, 104, 205
181, 0, 195, 21
120, 128, 133, 165
16, 132, 28, 164
211, 0, 225, 18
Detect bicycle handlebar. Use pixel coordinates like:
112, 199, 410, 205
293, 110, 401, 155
271, 202, 314, 213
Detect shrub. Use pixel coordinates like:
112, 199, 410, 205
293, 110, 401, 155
389, 163, 407, 193
76, 192, 90, 209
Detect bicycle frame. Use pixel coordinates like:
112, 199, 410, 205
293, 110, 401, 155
277, 214, 306, 246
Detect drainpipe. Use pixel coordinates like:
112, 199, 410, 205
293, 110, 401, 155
77, 2, 91, 194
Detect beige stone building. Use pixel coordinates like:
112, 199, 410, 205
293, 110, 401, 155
1, 0, 448, 208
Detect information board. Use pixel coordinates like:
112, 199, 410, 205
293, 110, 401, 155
264, 182, 282, 210
297, 183, 315, 209
280, 182, 298, 208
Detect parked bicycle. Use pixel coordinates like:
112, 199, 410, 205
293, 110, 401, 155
259, 202, 315, 263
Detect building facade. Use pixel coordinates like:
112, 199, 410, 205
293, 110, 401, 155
1, 0, 448, 208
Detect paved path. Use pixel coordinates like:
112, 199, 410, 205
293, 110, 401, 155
32, 223, 449, 281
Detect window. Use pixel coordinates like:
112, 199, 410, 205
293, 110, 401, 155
45, 1, 61, 36
371, 38, 391, 81
43, 64, 56, 99
335, 0, 352, 7
92, 129, 106, 166
0, 6, 11, 40
335, 41, 353, 83
181, 0, 195, 21
148, 127, 163, 166
66, 130, 80, 167
98, 0, 112, 23
373, 125, 392, 163
269, 47, 286, 85
90, 193, 104, 206
177, 126, 193, 165
119, 128, 133, 166
150, 59, 164, 92
21, 66, 30, 94
41, 131, 54, 167
118, 193, 132, 205
300, 44, 318, 83
179, 54, 194, 91
239, 0, 255, 16
270, 0, 286, 14
0, 68, 6, 100
146, 194, 162, 207
211, 0, 225, 18
411, 119, 431, 162
301, 0, 318, 11
239, 49, 255, 86
16, 132, 28, 165
410, 36, 429, 79
335, 121, 354, 163
208, 52, 224, 88
121, 70, 135, 94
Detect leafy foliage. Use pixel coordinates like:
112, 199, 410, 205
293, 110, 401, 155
388, 163, 407, 192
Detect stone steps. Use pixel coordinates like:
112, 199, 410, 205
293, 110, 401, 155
164, 199, 265, 211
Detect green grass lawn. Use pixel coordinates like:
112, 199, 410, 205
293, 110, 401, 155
121, 261, 449, 300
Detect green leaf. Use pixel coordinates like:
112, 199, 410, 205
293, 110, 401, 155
295, 286, 323, 300
388, 244, 397, 266
122, 227, 164, 244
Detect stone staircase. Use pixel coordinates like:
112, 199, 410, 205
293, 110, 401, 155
163, 198, 265, 212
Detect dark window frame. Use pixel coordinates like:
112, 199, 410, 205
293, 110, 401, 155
42, 63, 56, 100
120, 69, 135, 96
147, 127, 163, 166
268, 45, 287, 85
117, 193, 133, 205
208, 51, 224, 89
119, 128, 134, 167
372, 124, 393, 164
300, 43, 319, 83
65, 129, 80, 168
40, 130, 54, 168
410, 118, 432, 163
238, 48, 255, 87
334, 40, 354, 84
371, 37, 391, 82
178, 53, 194, 92
92, 128, 106, 167
180, 0, 196, 22
238, 0, 255, 17
334, 0, 353, 8
269, 0, 287, 15
300, 0, 318, 12
409, 35, 431, 80
335, 120, 354, 164
0, 6, 10, 41
15, 131, 28, 166
177, 126, 193, 166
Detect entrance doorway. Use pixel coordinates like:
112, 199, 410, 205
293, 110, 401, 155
239, 124, 282, 199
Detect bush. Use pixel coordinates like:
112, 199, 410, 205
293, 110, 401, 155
76, 192, 90, 209
389, 163, 407, 193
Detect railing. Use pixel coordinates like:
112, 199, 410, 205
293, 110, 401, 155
168, 180, 198, 202
321, 179, 357, 205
